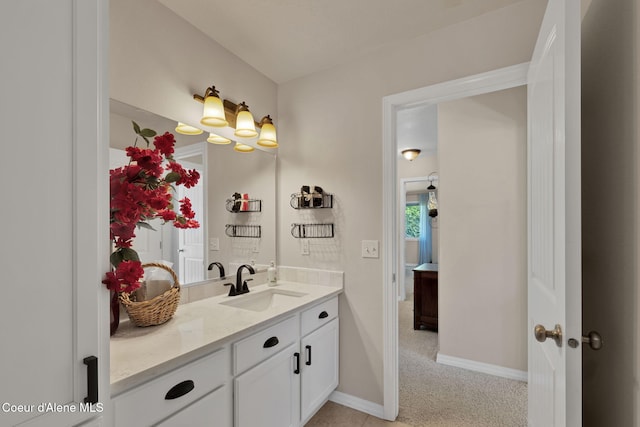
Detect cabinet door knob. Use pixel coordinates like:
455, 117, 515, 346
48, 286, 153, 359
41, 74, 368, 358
318, 311, 329, 319
165, 380, 195, 400
263, 336, 280, 348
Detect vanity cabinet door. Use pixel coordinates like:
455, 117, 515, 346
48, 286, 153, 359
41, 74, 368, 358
156, 384, 231, 427
300, 318, 339, 424
234, 343, 300, 427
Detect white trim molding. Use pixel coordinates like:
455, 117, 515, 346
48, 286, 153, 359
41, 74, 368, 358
436, 353, 528, 382
329, 391, 385, 420
382, 62, 529, 421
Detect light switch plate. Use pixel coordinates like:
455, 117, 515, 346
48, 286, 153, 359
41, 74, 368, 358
362, 240, 379, 258
209, 237, 220, 251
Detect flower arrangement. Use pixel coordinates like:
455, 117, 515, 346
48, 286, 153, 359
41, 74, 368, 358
102, 121, 200, 293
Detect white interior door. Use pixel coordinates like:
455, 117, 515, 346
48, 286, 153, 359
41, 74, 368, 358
176, 159, 205, 284
527, 0, 581, 426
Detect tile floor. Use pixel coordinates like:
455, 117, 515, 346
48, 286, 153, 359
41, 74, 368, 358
306, 401, 411, 427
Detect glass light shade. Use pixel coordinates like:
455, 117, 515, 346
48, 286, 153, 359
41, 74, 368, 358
200, 95, 228, 127
207, 133, 231, 145
234, 110, 258, 138
401, 149, 421, 161
175, 122, 203, 135
257, 122, 278, 148
233, 142, 255, 153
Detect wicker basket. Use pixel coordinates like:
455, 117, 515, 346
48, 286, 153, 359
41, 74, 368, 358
120, 262, 180, 327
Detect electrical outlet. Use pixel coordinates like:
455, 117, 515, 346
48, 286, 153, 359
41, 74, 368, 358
362, 240, 379, 258
252, 240, 260, 253
209, 237, 219, 251
301, 239, 310, 255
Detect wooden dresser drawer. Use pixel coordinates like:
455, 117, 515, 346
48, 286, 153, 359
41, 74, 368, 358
233, 316, 299, 375
114, 347, 229, 427
301, 296, 338, 336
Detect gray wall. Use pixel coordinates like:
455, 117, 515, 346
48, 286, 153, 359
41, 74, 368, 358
581, 0, 640, 425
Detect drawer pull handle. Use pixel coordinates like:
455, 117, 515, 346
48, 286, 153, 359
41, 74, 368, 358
263, 336, 280, 348
319, 311, 329, 319
305, 345, 312, 366
165, 380, 195, 400
294, 352, 300, 375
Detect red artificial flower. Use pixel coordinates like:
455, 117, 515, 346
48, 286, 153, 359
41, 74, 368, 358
157, 209, 177, 222
167, 162, 200, 188
153, 132, 175, 157
179, 197, 195, 219
102, 260, 144, 293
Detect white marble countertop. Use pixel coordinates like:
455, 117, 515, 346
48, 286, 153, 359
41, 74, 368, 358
110, 281, 342, 395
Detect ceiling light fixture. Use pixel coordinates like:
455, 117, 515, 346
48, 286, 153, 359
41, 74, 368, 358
193, 84, 278, 150
401, 148, 421, 161
175, 122, 203, 135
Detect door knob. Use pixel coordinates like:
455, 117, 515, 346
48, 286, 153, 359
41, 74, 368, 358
568, 331, 603, 350
534, 324, 563, 347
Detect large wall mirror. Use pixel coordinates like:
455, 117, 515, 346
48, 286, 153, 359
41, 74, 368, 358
110, 99, 277, 286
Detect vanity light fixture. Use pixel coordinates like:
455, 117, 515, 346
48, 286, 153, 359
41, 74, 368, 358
257, 115, 278, 148
199, 86, 228, 127
193, 84, 278, 149
207, 133, 231, 145
234, 102, 258, 138
175, 122, 203, 135
233, 142, 255, 153
401, 148, 421, 161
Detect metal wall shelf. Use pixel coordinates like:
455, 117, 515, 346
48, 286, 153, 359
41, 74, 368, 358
290, 192, 333, 209
291, 223, 334, 239
226, 198, 262, 213
225, 224, 261, 238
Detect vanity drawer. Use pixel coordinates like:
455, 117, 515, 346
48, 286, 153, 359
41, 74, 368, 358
114, 347, 229, 427
233, 315, 299, 375
301, 296, 338, 336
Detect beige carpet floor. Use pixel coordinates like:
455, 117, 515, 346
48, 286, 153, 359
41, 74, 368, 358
307, 297, 527, 426
397, 297, 527, 426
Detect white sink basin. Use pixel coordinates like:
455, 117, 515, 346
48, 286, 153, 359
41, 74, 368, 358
219, 288, 308, 312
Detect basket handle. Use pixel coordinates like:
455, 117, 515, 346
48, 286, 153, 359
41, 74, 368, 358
141, 262, 180, 290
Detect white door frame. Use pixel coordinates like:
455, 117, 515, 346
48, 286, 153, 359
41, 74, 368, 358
381, 63, 529, 420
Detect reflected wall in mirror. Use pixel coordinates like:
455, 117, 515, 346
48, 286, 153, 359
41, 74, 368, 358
109, 99, 276, 286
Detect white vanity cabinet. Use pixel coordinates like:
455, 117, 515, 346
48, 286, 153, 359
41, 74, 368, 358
113, 347, 231, 427
233, 296, 339, 427
299, 298, 340, 424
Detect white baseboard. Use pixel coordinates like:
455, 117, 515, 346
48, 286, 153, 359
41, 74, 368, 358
329, 390, 385, 419
436, 353, 528, 382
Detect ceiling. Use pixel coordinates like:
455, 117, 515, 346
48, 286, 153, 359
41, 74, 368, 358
157, 0, 528, 84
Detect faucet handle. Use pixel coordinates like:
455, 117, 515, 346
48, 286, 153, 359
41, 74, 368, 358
224, 282, 237, 296
241, 278, 253, 293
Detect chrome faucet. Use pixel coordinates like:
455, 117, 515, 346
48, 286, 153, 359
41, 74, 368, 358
207, 262, 225, 279
235, 264, 255, 295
